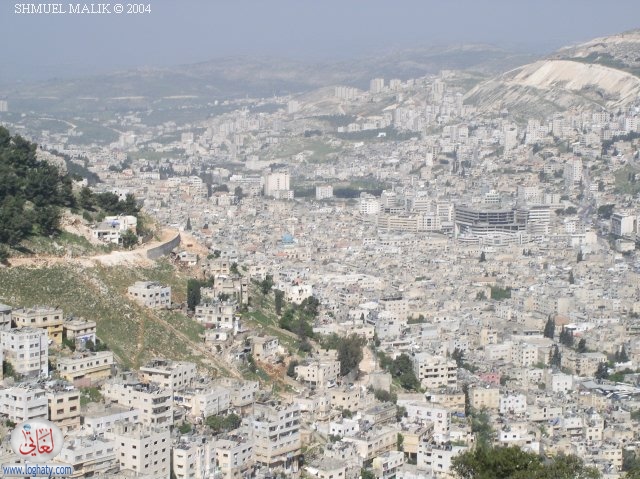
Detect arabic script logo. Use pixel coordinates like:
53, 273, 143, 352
10, 419, 63, 463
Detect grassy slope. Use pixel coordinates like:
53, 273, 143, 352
0, 260, 203, 368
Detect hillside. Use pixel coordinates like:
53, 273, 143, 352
0, 261, 223, 371
464, 30, 640, 118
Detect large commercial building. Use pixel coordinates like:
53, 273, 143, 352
454, 206, 525, 237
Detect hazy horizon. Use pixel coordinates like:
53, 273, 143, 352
1, 0, 639, 83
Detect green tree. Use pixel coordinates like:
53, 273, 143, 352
543, 317, 555, 339
360, 468, 376, 479
274, 289, 284, 316
595, 362, 609, 380
577, 338, 587, 353
559, 328, 574, 347
550, 345, 562, 368
397, 433, 404, 451
260, 274, 274, 295
78, 186, 94, 210
452, 348, 465, 367
287, 360, 299, 378
617, 345, 630, 363
452, 447, 600, 479
479, 251, 486, 262
120, 229, 138, 249
577, 251, 584, 262
568, 271, 575, 284
230, 262, 240, 276
187, 279, 202, 311
337, 334, 365, 376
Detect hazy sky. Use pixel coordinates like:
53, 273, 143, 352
1, 0, 639, 81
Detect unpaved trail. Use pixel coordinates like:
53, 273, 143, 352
8, 228, 180, 268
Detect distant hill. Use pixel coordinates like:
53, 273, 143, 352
0, 45, 534, 114
465, 30, 640, 118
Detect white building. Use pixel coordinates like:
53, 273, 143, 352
109, 422, 171, 479
370, 78, 385, 94
264, 171, 290, 197
127, 281, 171, 309
140, 359, 197, 391
0, 385, 48, 422
316, 185, 334, 200
0, 328, 48, 378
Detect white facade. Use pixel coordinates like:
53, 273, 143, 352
127, 281, 171, 309
0, 328, 48, 377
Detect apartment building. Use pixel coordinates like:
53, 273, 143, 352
0, 328, 48, 378
342, 425, 397, 461
252, 336, 280, 361
83, 402, 141, 435
469, 386, 500, 411
412, 353, 457, 389
172, 435, 216, 479
0, 385, 48, 422
211, 378, 259, 411
139, 359, 197, 390
195, 300, 237, 329
0, 303, 11, 330
212, 434, 255, 479
102, 381, 173, 427
294, 358, 340, 388
127, 281, 171, 309
63, 318, 97, 349
109, 421, 171, 479
12, 306, 64, 344
48, 387, 81, 432
55, 436, 117, 478
173, 386, 230, 418
251, 401, 301, 470
57, 351, 114, 384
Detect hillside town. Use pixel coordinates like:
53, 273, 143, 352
2, 38, 640, 478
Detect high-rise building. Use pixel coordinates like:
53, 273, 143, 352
0, 100, 7, 112
263, 171, 290, 197
369, 78, 385, 94
315, 185, 333, 200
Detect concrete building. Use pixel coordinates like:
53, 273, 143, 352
12, 306, 64, 344
173, 387, 230, 419
140, 359, 197, 391
102, 381, 173, 427
251, 401, 301, 470
195, 300, 237, 329
0, 304, 12, 331
294, 358, 340, 389
48, 387, 81, 432
55, 435, 118, 478
611, 212, 636, 237
370, 78, 385, 94
212, 434, 255, 479
63, 318, 97, 349
264, 171, 290, 197
316, 185, 334, 200
172, 435, 216, 479
127, 281, 171, 309
0, 385, 48, 422
0, 328, 48, 378
109, 421, 171, 478
83, 402, 141, 435
412, 353, 457, 389
57, 351, 114, 385
92, 215, 137, 244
